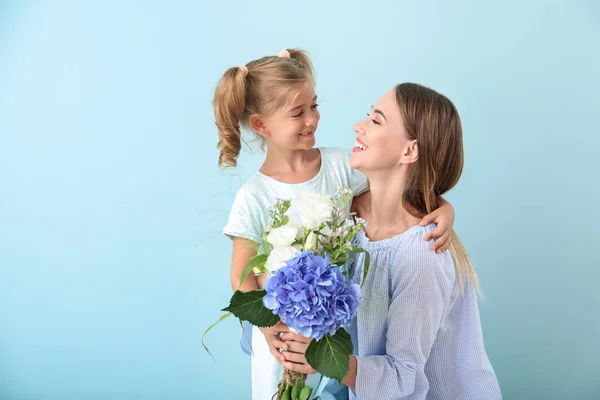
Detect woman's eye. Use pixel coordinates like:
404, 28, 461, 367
367, 113, 380, 125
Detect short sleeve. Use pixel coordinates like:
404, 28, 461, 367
222, 188, 263, 245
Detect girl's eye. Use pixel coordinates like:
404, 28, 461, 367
294, 104, 318, 117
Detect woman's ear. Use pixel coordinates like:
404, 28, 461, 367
401, 139, 419, 164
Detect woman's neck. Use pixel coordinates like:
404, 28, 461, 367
363, 169, 421, 241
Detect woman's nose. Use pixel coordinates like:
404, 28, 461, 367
354, 121, 365, 135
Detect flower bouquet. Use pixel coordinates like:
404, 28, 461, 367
204, 187, 369, 400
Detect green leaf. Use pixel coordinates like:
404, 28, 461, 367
361, 250, 370, 286
291, 378, 304, 399
352, 248, 370, 287
222, 290, 279, 328
299, 386, 312, 400
331, 257, 349, 268
201, 312, 233, 359
281, 385, 291, 400
263, 242, 273, 255
238, 254, 268, 289
305, 328, 353, 382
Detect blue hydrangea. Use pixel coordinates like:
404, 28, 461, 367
262, 251, 361, 340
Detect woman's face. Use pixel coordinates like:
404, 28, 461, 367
350, 88, 417, 172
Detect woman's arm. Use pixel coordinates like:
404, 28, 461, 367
343, 248, 452, 397
281, 242, 453, 399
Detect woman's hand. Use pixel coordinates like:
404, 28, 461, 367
279, 331, 317, 374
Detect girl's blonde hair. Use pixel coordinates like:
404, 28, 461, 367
213, 49, 314, 168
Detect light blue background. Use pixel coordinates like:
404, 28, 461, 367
1, 1, 599, 399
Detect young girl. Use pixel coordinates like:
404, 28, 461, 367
214, 51, 456, 400
278, 83, 501, 399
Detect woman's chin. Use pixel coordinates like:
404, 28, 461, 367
350, 151, 366, 170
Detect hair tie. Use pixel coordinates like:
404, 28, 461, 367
277, 50, 291, 59
238, 65, 248, 77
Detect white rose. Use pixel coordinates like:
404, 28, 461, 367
265, 245, 301, 272
304, 231, 318, 251
290, 222, 305, 241
266, 225, 298, 248
294, 192, 333, 230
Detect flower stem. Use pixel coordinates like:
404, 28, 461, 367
274, 368, 307, 400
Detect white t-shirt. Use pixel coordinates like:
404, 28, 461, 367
223, 147, 366, 399
223, 147, 368, 244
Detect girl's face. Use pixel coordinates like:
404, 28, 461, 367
254, 82, 320, 152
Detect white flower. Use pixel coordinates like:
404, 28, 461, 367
265, 245, 301, 272
296, 229, 304, 241
266, 225, 298, 248
252, 266, 266, 275
287, 221, 305, 241
355, 217, 368, 227
294, 191, 333, 230
304, 231, 318, 251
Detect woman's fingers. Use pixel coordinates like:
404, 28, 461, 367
282, 360, 316, 374
282, 350, 305, 364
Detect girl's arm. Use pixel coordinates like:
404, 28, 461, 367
230, 237, 259, 292
420, 197, 455, 253
230, 237, 291, 359
352, 192, 455, 253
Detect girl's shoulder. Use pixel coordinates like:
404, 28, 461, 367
319, 147, 351, 165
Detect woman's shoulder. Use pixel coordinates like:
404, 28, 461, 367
394, 224, 456, 281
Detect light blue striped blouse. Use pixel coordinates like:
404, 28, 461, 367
346, 224, 502, 399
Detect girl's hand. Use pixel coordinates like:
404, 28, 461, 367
420, 201, 455, 253
258, 321, 290, 362
256, 272, 269, 288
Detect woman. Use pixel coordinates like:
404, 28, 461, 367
215, 47, 456, 400
279, 83, 502, 399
